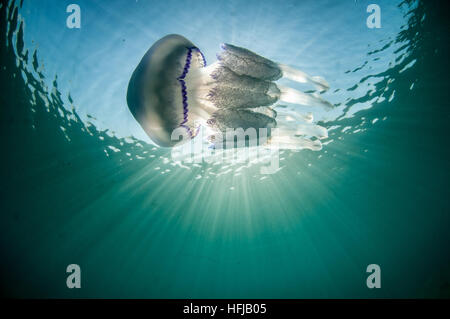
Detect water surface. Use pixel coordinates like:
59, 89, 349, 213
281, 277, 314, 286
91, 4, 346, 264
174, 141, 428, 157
0, 0, 449, 298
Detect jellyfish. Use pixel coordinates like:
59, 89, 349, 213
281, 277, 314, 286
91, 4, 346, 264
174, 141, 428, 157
127, 34, 332, 150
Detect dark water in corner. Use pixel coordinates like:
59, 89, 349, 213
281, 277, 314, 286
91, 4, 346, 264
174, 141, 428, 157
0, 0, 449, 298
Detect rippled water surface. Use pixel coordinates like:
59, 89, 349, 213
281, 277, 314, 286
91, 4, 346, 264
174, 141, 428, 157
1, 0, 449, 298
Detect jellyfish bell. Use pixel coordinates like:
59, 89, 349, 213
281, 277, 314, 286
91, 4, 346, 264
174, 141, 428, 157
126, 34, 205, 147
127, 34, 333, 150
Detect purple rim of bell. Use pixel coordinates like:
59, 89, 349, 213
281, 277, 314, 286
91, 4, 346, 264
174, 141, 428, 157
177, 46, 206, 137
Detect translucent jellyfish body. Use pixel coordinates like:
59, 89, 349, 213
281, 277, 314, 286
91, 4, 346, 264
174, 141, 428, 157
127, 34, 333, 150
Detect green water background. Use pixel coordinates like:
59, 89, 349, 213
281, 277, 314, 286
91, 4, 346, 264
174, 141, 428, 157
0, 0, 449, 298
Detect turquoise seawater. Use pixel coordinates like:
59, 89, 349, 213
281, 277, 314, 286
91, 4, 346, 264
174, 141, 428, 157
0, 0, 449, 298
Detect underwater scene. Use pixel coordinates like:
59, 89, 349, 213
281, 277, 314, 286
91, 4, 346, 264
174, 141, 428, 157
0, 0, 449, 298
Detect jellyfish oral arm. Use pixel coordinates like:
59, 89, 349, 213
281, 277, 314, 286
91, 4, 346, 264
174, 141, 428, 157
279, 64, 330, 92
278, 85, 334, 110
276, 111, 313, 123
279, 64, 309, 83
